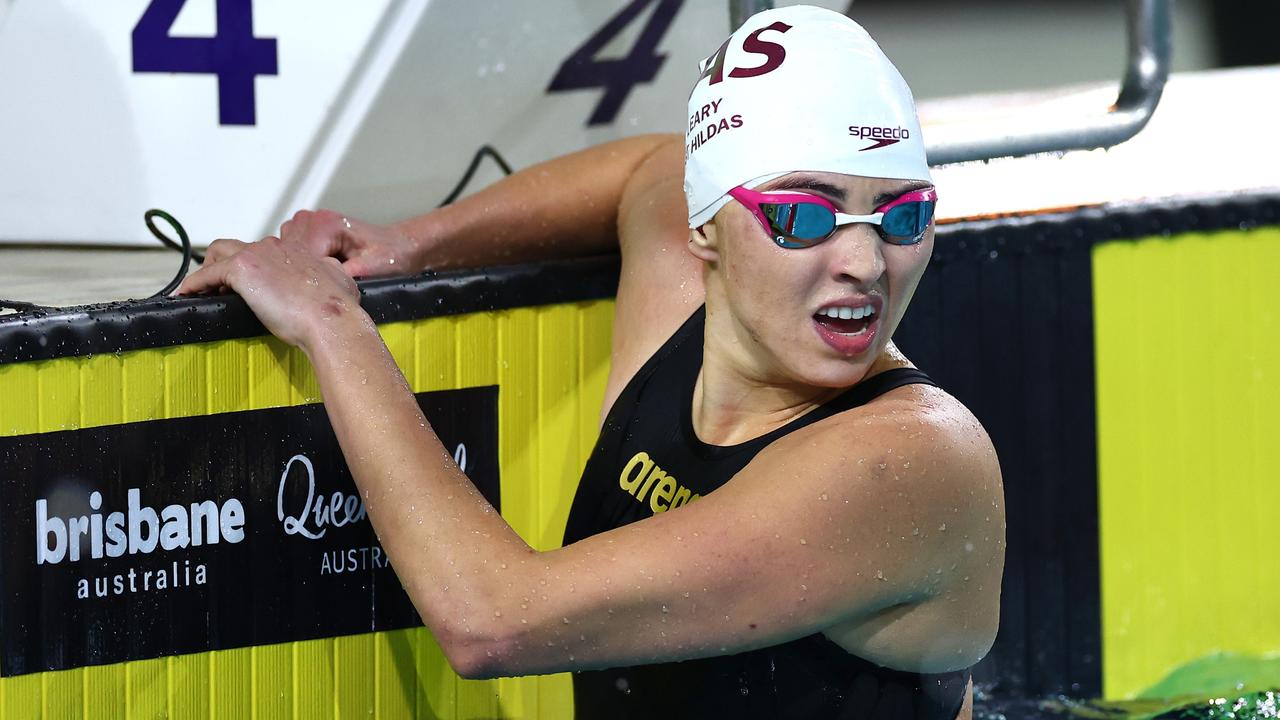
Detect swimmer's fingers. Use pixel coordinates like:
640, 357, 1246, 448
181, 237, 251, 295
339, 221, 421, 278
281, 209, 360, 266
203, 237, 249, 266
283, 209, 417, 280
176, 247, 245, 296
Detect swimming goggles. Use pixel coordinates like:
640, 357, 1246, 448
727, 185, 937, 249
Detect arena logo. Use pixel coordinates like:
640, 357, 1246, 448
849, 124, 911, 151
618, 451, 701, 513
276, 444, 471, 541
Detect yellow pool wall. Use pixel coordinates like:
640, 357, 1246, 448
0, 300, 616, 719
1093, 225, 1280, 698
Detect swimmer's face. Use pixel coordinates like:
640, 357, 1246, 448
692, 171, 934, 387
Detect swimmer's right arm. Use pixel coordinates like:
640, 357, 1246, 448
208, 134, 683, 278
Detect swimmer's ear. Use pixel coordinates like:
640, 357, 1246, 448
688, 223, 720, 263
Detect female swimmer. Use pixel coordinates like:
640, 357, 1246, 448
179, 7, 1004, 718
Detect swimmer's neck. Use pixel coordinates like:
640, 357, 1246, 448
691, 333, 898, 447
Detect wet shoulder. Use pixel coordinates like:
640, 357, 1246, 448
754, 376, 1001, 525
773, 380, 1003, 670
827, 379, 991, 473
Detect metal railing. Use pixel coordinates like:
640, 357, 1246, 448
728, 0, 1173, 166
730, 0, 773, 30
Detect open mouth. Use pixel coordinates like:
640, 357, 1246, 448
813, 304, 876, 336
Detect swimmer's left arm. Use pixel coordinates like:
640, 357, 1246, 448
305, 305, 1003, 679
306, 304, 1005, 682
177, 239, 1004, 680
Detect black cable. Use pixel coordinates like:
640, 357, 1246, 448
2, 209, 196, 315
438, 145, 514, 208
145, 209, 198, 298
146, 209, 205, 266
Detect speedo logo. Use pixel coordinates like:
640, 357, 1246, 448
849, 124, 910, 151
619, 451, 700, 513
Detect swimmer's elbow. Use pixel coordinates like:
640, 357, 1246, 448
449, 645, 507, 681
434, 609, 546, 680
436, 621, 519, 680
427, 549, 552, 679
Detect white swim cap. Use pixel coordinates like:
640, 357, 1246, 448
684, 5, 931, 228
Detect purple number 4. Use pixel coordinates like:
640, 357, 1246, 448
548, 0, 684, 126
132, 0, 278, 126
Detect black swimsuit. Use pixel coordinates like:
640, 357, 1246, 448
563, 306, 971, 719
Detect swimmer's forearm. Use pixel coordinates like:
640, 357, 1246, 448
395, 134, 679, 271
301, 308, 536, 672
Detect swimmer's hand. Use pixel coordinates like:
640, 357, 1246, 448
204, 209, 420, 280
175, 235, 366, 351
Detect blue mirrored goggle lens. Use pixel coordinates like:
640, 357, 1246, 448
761, 202, 836, 246
880, 200, 935, 244
757, 199, 936, 248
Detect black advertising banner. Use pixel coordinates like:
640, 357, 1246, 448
0, 386, 499, 676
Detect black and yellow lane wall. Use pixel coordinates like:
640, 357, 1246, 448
0, 193, 1277, 717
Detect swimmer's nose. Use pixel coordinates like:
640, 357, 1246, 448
828, 225, 886, 287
